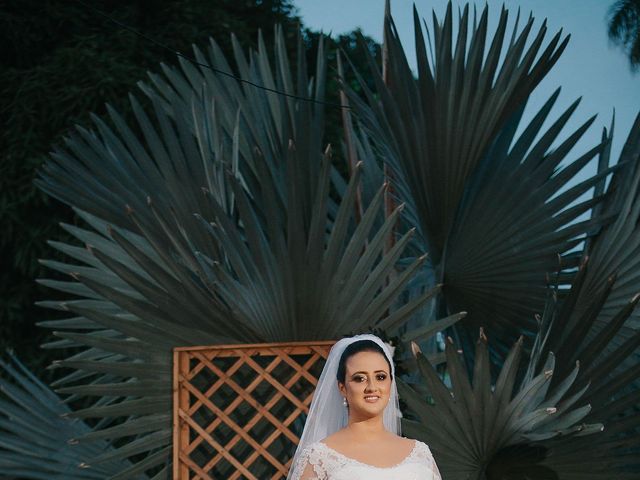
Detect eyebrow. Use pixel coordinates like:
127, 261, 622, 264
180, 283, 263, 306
351, 370, 388, 375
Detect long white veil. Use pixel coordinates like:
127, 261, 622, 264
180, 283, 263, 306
287, 334, 401, 478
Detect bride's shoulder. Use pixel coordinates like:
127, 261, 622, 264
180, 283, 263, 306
403, 438, 436, 462
405, 437, 428, 447
401, 437, 433, 454
396, 434, 418, 446
298, 440, 326, 455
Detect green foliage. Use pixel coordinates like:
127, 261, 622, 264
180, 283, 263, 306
1, 0, 639, 478
608, 0, 640, 71
348, 2, 616, 361
0, 353, 135, 479
402, 251, 640, 478
401, 330, 601, 480
1, 0, 303, 378
348, 2, 640, 476
0, 0, 381, 380
22, 22, 449, 477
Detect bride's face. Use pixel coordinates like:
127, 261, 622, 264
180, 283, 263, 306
338, 350, 391, 420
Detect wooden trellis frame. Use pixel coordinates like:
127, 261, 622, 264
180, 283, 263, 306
173, 341, 334, 479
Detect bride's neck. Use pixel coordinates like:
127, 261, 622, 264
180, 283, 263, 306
346, 414, 386, 437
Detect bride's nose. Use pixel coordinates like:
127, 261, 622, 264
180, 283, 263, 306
364, 378, 377, 392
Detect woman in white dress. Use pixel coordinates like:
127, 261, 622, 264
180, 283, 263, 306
288, 334, 442, 480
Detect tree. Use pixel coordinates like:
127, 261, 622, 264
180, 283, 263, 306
0, 0, 379, 380
0, 0, 303, 379
608, 0, 640, 70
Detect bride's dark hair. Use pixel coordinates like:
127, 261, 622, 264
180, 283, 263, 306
336, 339, 393, 384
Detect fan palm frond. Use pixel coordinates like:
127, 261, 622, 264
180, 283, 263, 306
400, 328, 601, 480
532, 268, 640, 478
0, 353, 138, 479
574, 114, 640, 332
347, 1, 616, 359
400, 249, 640, 479
33, 26, 455, 477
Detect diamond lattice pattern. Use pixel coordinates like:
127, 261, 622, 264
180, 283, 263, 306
173, 342, 334, 479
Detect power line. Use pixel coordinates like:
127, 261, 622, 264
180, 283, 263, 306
73, 0, 351, 109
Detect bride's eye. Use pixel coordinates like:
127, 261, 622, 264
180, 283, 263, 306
352, 375, 366, 382
376, 373, 387, 381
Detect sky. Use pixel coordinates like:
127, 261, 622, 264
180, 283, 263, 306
293, 0, 638, 170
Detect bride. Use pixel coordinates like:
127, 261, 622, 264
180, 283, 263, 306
288, 334, 442, 479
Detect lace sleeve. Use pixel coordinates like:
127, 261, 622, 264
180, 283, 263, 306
289, 444, 327, 480
414, 441, 442, 480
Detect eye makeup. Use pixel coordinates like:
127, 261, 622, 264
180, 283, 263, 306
349, 370, 389, 382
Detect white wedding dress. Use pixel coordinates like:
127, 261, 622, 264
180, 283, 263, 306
290, 440, 442, 480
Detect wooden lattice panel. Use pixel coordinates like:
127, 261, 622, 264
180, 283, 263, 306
173, 341, 334, 479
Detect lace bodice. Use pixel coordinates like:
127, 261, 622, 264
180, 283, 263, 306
290, 440, 442, 480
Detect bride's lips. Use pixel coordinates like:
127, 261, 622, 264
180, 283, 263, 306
364, 395, 380, 402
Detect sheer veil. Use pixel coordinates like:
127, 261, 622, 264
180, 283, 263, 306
287, 334, 401, 478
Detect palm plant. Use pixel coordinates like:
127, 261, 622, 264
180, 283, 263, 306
398, 122, 640, 477
20, 27, 457, 478
570, 115, 640, 335
347, 3, 620, 362
346, 1, 640, 477
0, 353, 137, 479
402, 244, 640, 478
401, 328, 601, 480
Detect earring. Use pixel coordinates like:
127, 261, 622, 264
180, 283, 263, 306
342, 397, 348, 407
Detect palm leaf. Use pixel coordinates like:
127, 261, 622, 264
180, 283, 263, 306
574, 114, 640, 332
0, 353, 139, 479
346, 1, 615, 360
33, 27, 454, 478
400, 330, 600, 480
531, 258, 640, 477
400, 254, 640, 479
